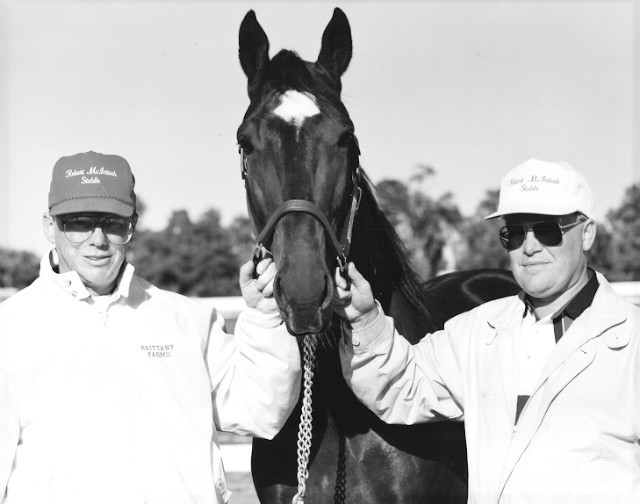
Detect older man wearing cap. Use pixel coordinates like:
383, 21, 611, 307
0, 151, 301, 504
326, 159, 640, 503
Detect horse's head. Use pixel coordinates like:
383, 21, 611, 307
238, 8, 360, 335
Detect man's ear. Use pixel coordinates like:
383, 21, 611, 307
42, 212, 56, 244
582, 219, 597, 252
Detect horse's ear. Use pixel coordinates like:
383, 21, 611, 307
239, 10, 270, 84
317, 8, 352, 78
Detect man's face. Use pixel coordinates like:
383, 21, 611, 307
43, 212, 133, 296
503, 213, 596, 303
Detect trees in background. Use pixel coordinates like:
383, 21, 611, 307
128, 209, 252, 296
3, 174, 640, 295
599, 184, 640, 280
377, 165, 464, 280
0, 249, 39, 288
456, 189, 511, 271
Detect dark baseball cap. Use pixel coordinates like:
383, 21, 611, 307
48, 151, 137, 217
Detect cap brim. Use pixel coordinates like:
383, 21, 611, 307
49, 198, 135, 217
484, 203, 584, 221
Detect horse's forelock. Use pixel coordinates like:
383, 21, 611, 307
248, 50, 343, 113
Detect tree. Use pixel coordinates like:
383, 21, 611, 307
0, 248, 39, 288
377, 166, 463, 280
603, 183, 640, 280
456, 189, 511, 271
129, 209, 247, 296
585, 221, 615, 279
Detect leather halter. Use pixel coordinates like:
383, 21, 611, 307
240, 145, 362, 274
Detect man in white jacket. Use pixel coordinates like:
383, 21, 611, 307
0, 151, 301, 504
334, 159, 640, 503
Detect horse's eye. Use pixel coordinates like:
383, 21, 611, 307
238, 138, 255, 155
337, 132, 353, 150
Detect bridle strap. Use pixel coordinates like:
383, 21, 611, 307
256, 200, 345, 261
241, 143, 362, 274
253, 176, 361, 272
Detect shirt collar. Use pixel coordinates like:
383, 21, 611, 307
560, 267, 599, 320
522, 267, 599, 321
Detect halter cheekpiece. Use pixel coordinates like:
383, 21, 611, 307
239, 141, 362, 275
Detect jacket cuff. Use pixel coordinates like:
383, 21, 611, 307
237, 306, 283, 330
343, 301, 388, 351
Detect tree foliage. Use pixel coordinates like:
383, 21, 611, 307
128, 209, 253, 296
600, 184, 640, 280
0, 248, 39, 288
456, 189, 511, 270
377, 165, 463, 280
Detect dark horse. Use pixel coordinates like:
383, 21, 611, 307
237, 8, 519, 503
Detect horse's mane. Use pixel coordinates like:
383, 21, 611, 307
350, 170, 440, 334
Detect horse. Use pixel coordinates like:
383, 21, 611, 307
237, 8, 519, 503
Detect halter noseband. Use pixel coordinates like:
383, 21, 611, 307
240, 146, 362, 275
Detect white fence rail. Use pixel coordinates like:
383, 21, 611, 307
198, 282, 640, 327
3, 283, 640, 319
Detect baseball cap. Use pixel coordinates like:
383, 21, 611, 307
485, 159, 595, 220
48, 151, 137, 217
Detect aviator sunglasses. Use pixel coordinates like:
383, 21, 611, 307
60, 216, 134, 245
499, 215, 587, 251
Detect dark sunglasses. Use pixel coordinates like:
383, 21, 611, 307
499, 217, 587, 251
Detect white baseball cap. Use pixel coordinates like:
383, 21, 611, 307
485, 159, 596, 220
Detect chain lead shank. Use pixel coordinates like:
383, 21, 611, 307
292, 336, 318, 504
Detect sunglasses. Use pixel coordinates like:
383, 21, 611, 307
499, 217, 586, 251
60, 216, 134, 245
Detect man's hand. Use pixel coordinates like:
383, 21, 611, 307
333, 262, 378, 327
239, 257, 279, 314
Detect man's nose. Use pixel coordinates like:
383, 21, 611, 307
522, 229, 542, 254
90, 225, 110, 246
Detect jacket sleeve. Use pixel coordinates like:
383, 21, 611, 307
339, 304, 464, 424
0, 347, 20, 498
206, 308, 301, 439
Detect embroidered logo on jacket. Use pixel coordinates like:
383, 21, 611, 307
141, 344, 173, 358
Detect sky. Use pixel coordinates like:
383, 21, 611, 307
1, 0, 638, 257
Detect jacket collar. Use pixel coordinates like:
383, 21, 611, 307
541, 272, 629, 368
485, 292, 527, 344
41, 248, 135, 301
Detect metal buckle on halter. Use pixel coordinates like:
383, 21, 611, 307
252, 243, 270, 277
336, 252, 347, 275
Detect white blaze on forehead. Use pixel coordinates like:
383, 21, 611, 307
272, 91, 321, 128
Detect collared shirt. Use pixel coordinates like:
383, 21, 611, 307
516, 268, 599, 421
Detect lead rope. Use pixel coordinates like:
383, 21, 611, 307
292, 335, 318, 504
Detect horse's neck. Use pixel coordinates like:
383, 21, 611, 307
348, 196, 432, 344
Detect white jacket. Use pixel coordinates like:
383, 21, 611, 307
0, 253, 301, 504
339, 272, 640, 503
